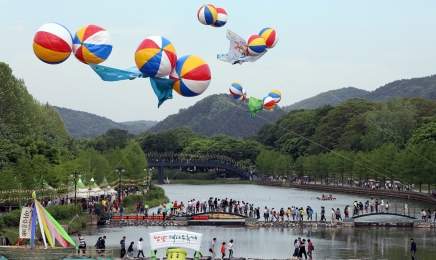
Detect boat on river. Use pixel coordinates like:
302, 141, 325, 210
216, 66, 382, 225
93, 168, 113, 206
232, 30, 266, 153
317, 197, 336, 201
0, 191, 77, 260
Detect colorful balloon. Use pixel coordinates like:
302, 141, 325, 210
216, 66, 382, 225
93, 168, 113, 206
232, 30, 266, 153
268, 89, 282, 103
197, 4, 218, 25
229, 82, 244, 96
211, 7, 228, 28
263, 96, 276, 110
233, 89, 247, 101
33, 23, 72, 64
135, 36, 177, 78
73, 25, 112, 64
170, 55, 211, 97
246, 35, 266, 56
259, 28, 279, 49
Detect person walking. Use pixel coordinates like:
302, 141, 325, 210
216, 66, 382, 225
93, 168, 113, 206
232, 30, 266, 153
120, 206, 124, 219
77, 234, 86, 256
307, 239, 314, 260
292, 239, 300, 260
385, 202, 389, 213
299, 238, 307, 260
127, 241, 134, 258
320, 206, 326, 221
404, 202, 409, 215
221, 242, 226, 259
100, 236, 106, 256
228, 239, 236, 258
210, 238, 216, 260
410, 238, 417, 260
137, 238, 144, 258
120, 236, 126, 259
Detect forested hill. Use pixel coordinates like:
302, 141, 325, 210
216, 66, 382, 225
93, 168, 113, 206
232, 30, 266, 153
283, 75, 436, 111
283, 87, 369, 111
365, 74, 436, 102
148, 94, 287, 138
53, 106, 157, 139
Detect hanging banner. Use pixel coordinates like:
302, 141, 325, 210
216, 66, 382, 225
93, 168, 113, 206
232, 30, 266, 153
19, 206, 33, 239
149, 230, 203, 251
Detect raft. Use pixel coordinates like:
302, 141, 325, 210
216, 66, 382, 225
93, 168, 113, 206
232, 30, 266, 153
317, 197, 336, 200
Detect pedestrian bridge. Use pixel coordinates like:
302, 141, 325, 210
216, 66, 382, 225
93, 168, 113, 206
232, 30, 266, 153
351, 212, 417, 220
146, 153, 250, 184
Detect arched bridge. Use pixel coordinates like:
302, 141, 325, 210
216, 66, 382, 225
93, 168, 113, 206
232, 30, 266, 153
351, 212, 416, 220
146, 154, 250, 184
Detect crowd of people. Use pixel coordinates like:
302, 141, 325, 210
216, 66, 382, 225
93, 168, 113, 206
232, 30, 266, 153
292, 237, 314, 260
209, 237, 236, 259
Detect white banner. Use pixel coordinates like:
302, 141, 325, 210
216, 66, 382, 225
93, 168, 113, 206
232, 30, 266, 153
149, 230, 203, 251
19, 207, 33, 239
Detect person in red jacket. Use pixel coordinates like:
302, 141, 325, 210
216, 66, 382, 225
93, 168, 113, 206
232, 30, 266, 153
307, 239, 314, 260
221, 242, 226, 259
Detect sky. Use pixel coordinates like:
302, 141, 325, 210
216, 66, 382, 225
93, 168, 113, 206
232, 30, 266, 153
2, 1, 436, 122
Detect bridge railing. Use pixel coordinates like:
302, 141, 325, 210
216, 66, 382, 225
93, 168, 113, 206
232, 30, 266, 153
349, 204, 423, 219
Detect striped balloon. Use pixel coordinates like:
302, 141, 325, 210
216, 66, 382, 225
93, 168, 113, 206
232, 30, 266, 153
73, 25, 112, 64
233, 89, 247, 101
263, 96, 276, 110
259, 27, 279, 49
229, 82, 243, 96
246, 35, 266, 56
268, 89, 281, 103
170, 55, 211, 97
33, 23, 73, 64
135, 36, 177, 78
197, 4, 217, 25
211, 7, 228, 28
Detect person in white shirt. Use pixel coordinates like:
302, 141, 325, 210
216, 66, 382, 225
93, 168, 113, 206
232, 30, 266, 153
380, 198, 384, 213
228, 239, 236, 258
137, 238, 144, 258
210, 238, 216, 260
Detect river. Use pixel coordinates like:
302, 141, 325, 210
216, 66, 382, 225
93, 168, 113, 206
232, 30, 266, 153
80, 184, 436, 259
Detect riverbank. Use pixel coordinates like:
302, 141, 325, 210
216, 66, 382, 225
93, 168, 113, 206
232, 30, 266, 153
255, 181, 436, 204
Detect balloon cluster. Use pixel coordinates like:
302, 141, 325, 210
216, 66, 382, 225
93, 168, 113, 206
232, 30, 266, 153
134, 36, 211, 97
246, 27, 279, 56
33, 23, 212, 99
229, 82, 246, 101
33, 23, 112, 65
229, 82, 281, 111
197, 4, 228, 28
263, 90, 281, 110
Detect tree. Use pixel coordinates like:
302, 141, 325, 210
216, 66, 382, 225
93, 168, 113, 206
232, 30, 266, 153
362, 98, 417, 150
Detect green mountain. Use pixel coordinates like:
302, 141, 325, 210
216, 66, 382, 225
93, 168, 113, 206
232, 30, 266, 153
53, 106, 157, 139
365, 74, 436, 102
283, 75, 436, 111
148, 94, 287, 139
283, 87, 369, 111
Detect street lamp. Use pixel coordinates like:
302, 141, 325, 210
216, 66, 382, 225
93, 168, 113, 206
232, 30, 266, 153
70, 171, 79, 205
116, 168, 124, 202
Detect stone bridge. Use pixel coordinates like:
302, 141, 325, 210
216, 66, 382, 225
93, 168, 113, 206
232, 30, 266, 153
351, 212, 417, 220
146, 155, 250, 184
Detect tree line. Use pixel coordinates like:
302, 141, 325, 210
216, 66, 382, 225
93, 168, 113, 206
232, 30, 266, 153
0, 63, 148, 195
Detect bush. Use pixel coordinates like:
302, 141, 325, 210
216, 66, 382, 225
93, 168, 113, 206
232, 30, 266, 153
0, 204, 82, 228
0, 217, 5, 230
0, 209, 21, 227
